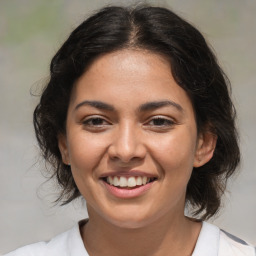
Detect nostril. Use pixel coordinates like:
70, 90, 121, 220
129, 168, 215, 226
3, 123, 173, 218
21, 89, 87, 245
107, 139, 147, 163
109, 156, 145, 167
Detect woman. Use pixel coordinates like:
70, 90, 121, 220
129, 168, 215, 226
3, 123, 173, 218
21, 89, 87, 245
5, 5, 255, 256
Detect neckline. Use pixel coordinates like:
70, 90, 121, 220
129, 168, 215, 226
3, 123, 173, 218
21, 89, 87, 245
76, 220, 220, 256
192, 222, 220, 256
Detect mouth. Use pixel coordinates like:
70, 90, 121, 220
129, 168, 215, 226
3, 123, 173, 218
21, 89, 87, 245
101, 176, 157, 189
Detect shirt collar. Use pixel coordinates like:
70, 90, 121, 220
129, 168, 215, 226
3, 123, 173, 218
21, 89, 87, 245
67, 220, 220, 256
192, 222, 220, 256
67, 220, 89, 256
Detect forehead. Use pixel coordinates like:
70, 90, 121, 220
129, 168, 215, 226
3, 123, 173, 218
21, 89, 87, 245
70, 49, 193, 113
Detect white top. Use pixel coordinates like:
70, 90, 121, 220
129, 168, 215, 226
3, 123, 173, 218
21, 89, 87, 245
4, 221, 255, 256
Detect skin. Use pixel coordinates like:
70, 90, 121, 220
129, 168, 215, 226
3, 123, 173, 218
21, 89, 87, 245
59, 49, 216, 256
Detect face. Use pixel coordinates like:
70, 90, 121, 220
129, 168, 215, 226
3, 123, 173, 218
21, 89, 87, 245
59, 49, 215, 228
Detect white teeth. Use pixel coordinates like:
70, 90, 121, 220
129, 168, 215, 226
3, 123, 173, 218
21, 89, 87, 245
127, 177, 137, 187
142, 176, 147, 185
136, 177, 142, 185
106, 176, 155, 187
113, 176, 119, 186
109, 176, 113, 184
119, 176, 128, 187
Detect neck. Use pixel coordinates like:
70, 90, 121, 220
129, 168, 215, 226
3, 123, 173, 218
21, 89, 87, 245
81, 211, 202, 256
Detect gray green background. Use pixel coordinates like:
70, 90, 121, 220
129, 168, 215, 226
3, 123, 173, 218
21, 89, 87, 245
0, 0, 255, 253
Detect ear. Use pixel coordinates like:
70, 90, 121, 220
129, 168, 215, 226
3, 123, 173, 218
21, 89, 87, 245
58, 133, 70, 165
193, 131, 217, 168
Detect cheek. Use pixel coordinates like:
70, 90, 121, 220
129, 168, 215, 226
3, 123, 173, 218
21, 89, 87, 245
67, 134, 108, 201
67, 133, 107, 175
150, 127, 197, 173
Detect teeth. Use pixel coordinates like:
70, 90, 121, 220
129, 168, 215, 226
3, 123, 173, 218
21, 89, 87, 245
142, 176, 147, 185
107, 176, 113, 184
119, 176, 128, 187
106, 176, 154, 188
127, 177, 136, 187
113, 176, 119, 186
136, 177, 142, 185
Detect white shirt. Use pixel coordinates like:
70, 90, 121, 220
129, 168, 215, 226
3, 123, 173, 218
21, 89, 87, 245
4, 221, 255, 256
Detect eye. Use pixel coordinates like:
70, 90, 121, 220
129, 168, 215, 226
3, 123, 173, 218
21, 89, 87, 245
149, 117, 173, 126
84, 117, 106, 126
82, 116, 111, 130
146, 116, 175, 129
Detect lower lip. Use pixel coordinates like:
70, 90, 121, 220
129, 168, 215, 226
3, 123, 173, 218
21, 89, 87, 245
102, 180, 155, 199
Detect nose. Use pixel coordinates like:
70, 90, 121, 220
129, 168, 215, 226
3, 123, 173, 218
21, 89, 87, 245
108, 122, 146, 164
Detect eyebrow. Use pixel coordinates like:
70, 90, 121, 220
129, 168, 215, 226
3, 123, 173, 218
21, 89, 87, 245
75, 100, 115, 111
75, 100, 183, 112
139, 100, 183, 112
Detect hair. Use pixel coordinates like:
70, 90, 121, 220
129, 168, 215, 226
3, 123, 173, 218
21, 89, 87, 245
33, 5, 240, 219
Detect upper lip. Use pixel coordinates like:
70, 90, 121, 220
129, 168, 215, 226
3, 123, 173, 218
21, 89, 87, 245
99, 170, 158, 179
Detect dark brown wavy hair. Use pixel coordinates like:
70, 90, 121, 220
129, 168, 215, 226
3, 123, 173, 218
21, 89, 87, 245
33, 5, 240, 219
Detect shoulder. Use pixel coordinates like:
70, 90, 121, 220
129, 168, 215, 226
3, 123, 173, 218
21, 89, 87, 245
192, 222, 255, 256
3, 241, 47, 256
3, 221, 88, 256
219, 229, 255, 256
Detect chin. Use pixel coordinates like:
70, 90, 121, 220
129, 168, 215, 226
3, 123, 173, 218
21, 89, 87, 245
103, 207, 161, 230
109, 217, 150, 229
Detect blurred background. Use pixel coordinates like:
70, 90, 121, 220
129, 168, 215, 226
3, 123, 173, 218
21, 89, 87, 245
0, 0, 255, 253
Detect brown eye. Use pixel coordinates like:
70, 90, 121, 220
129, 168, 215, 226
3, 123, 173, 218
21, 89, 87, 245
148, 117, 174, 127
82, 116, 110, 127
85, 118, 105, 126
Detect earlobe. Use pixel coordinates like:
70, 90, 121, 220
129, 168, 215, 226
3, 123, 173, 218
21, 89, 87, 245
193, 131, 217, 168
58, 134, 70, 165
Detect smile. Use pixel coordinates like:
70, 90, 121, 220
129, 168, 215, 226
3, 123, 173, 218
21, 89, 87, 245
101, 175, 157, 199
104, 176, 156, 188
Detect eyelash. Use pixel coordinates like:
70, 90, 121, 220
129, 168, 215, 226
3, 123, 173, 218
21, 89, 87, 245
82, 116, 175, 131
146, 116, 175, 128
82, 116, 110, 127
